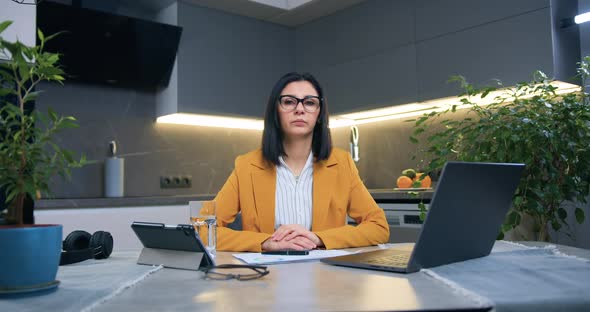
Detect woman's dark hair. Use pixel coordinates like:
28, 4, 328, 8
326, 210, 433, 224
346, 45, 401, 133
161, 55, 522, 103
262, 72, 332, 165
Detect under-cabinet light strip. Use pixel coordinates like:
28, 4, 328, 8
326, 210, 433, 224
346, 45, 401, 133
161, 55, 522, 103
156, 81, 580, 130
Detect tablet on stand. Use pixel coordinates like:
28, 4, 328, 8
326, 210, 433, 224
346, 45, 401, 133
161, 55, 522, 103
131, 221, 215, 271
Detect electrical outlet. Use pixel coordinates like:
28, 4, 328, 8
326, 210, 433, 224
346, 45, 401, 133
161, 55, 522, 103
160, 175, 192, 189
179, 175, 192, 188
160, 176, 173, 189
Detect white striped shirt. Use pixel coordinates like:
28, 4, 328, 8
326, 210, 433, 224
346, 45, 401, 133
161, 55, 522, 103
275, 152, 314, 230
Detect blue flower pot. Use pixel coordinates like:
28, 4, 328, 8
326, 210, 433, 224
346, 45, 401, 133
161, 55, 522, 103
0, 224, 62, 293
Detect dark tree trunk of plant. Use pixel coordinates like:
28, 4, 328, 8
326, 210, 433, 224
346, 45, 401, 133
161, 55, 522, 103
15, 193, 24, 226
23, 193, 34, 224
0, 190, 30, 224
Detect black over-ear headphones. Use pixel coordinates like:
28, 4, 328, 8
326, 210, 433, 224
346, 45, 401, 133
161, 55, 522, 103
59, 230, 114, 266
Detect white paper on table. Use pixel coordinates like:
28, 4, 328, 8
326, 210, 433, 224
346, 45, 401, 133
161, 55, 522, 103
232, 249, 352, 265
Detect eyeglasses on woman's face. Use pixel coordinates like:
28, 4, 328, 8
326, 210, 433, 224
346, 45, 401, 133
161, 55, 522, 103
203, 264, 269, 281
278, 95, 321, 113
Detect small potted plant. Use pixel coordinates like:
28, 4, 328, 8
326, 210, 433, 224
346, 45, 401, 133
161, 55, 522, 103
408, 57, 590, 242
0, 21, 87, 293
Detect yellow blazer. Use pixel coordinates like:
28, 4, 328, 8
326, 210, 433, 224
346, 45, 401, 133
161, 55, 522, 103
213, 148, 389, 251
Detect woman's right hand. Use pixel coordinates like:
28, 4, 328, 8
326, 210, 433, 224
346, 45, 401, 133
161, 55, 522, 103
261, 235, 316, 251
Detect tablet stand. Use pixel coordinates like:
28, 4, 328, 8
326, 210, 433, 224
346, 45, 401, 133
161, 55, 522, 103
137, 247, 211, 271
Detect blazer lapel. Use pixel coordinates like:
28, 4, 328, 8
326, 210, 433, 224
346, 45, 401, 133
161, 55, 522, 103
251, 156, 276, 234
312, 153, 338, 230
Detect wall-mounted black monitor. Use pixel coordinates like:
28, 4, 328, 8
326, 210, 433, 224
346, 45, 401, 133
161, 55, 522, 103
37, 1, 182, 90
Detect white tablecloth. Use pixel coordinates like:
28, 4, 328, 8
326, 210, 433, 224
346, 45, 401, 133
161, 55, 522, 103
424, 242, 590, 312
0, 251, 160, 312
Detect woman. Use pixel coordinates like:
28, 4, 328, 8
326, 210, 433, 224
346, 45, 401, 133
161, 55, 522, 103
214, 72, 389, 251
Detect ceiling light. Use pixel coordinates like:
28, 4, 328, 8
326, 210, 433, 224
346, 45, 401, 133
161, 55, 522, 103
156, 113, 264, 130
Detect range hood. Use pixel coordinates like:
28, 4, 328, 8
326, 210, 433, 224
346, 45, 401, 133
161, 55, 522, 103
36, 1, 182, 89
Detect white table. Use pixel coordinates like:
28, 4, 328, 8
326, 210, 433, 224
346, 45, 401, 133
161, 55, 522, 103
2, 241, 589, 312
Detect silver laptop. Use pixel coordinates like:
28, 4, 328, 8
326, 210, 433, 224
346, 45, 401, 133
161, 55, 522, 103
321, 161, 524, 273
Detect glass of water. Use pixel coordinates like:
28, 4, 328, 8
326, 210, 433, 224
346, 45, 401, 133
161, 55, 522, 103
189, 200, 216, 258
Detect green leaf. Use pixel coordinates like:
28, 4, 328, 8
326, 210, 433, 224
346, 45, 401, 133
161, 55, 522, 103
0, 88, 15, 97
0, 21, 13, 34
575, 208, 585, 224
415, 116, 429, 126
47, 53, 59, 65
419, 211, 426, 221
58, 119, 79, 129
23, 91, 41, 103
413, 127, 425, 135
18, 62, 31, 81
37, 28, 45, 42
6, 187, 20, 204
481, 87, 496, 98
48, 107, 57, 122
43, 30, 65, 43
418, 201, 427, 222
62, 150, 74, 163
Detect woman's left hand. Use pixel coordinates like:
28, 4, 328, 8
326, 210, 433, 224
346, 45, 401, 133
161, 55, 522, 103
272, 224, 324, 247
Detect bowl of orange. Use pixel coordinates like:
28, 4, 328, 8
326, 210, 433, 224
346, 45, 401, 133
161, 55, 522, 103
396, 169, 432, 189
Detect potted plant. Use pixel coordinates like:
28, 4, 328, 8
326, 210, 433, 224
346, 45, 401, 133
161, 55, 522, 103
408, 57, 590, 242
0, 21, 87, 293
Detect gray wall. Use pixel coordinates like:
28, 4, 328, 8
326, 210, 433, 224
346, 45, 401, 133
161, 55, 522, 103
296, 0, 554, 114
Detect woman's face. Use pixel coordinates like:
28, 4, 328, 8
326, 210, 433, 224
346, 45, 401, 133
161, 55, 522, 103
277, 81, 321, 140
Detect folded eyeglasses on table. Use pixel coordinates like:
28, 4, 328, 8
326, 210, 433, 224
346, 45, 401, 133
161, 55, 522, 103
203, 264, 270, 281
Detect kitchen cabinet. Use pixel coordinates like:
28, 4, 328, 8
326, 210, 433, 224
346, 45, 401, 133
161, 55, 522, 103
157, 2, 293, 119
156, 0, 563, 118
297, 0, 556, 114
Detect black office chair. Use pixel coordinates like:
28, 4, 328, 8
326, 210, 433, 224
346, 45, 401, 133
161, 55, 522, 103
227, 213, 243, 231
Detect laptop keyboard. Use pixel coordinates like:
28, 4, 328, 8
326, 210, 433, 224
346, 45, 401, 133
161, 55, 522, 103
366, 253, 410, 267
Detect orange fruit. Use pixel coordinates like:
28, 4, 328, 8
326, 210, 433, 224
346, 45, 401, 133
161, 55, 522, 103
396, 176, 413, 188
413, 173, 432, 188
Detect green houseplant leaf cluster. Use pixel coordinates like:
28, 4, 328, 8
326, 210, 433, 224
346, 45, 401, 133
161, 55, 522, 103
0, 21, 87, 225
408, 57, 590, 242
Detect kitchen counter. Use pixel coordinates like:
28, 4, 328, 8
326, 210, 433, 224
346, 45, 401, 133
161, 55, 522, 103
35, 195, 215, 209
36, 189, 433, 209
370, 188, 433, 204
